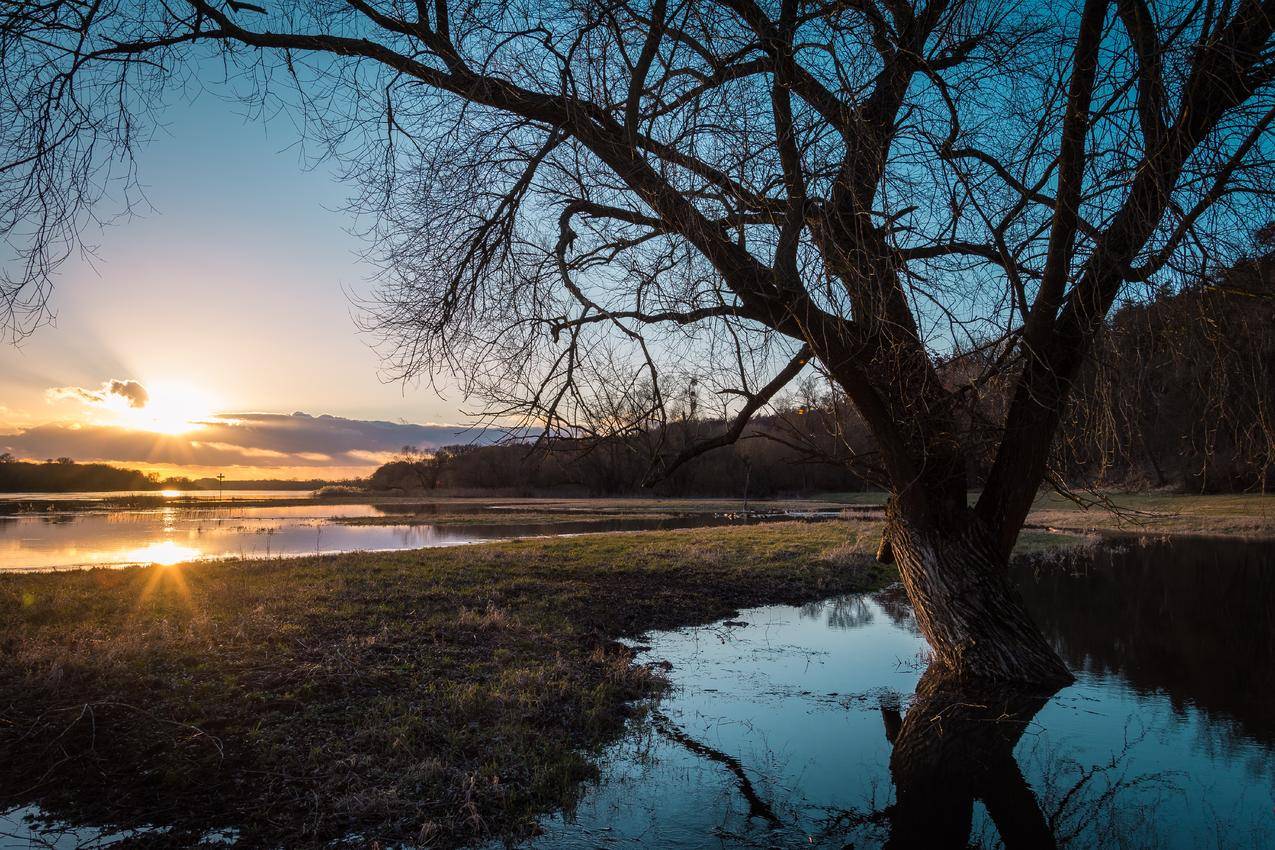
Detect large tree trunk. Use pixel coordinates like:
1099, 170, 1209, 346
887, 513, 1073, 685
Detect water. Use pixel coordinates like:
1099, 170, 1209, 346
3, 536, 1272, 848
0, 503, 775, 571
517, 536, 1275, 849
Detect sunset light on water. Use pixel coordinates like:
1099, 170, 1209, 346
121, 540, 202, 567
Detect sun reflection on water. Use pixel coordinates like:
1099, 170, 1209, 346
122, 541, 202, 566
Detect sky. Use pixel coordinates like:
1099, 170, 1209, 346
0, 88, 483, 480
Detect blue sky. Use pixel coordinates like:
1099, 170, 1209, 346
0, 82, 476, 477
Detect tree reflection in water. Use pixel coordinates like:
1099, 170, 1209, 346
653, 656, 1183, 849
880, 668, 1060, 848
801, 594, 877, 630
1019, 536, 1275, 751
806, 666, 1182, 849
769, 536, 1275, 849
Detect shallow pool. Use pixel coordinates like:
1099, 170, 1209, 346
518, 536, 1275, 849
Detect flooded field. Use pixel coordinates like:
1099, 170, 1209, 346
0, 499, 844, 571
2, 521, 1270, 848
516, 536, 1275, 849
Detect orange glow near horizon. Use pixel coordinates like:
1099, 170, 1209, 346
5, 459, 384, 482
11, 377, 412, 479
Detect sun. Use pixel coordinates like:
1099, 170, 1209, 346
121, 382, 216, 435
126, 540, 203, 566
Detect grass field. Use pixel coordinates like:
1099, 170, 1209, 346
330, 497, 850, 527
1026, 490, 1275, 537
0, 521, 891, 848
332, 490, 1275, 537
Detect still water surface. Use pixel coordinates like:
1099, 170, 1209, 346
0, 503, 752, 571
518, 536, 1275, 849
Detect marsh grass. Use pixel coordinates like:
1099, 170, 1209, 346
0, 520, 890, 849
331, 510, 681, 527
1027, 491, 1275, 538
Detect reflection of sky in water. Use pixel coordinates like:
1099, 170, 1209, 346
0, 806, 237, 848
0, 506, 738, 571
515, 586, 1275, 849
0, 507, 500, 570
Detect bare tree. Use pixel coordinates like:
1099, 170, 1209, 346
4, 0, 1275, 682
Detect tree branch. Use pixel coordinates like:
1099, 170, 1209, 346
644, 344, 811, 484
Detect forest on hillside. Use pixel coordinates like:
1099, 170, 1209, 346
0, 456, 157, 492
0, 456, 325, 493
372, 247, 1275, 497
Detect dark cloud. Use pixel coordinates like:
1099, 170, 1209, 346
202, 412, 502, 455
0, 412, 504, 470
107, 380, 150, 407
48, 379, 150, 409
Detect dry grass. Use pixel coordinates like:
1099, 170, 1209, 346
332, 509, 680, 526
0, 520, 888, 849
1027, 491, 1275, 538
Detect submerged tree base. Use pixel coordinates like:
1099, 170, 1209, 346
889, 515, 1074, 686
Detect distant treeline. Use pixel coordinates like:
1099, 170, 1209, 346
368, 422, 867, 498
370, 248, 1275, 497
0, 457, 156, 492
0, 456, 326, 493
161, 477, 328, 492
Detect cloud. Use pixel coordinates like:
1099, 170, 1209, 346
0, 411, 506, 471
48, 379, 150, 409
201, 412, 500, 455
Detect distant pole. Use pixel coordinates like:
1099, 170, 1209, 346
217, 472, 225, 501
